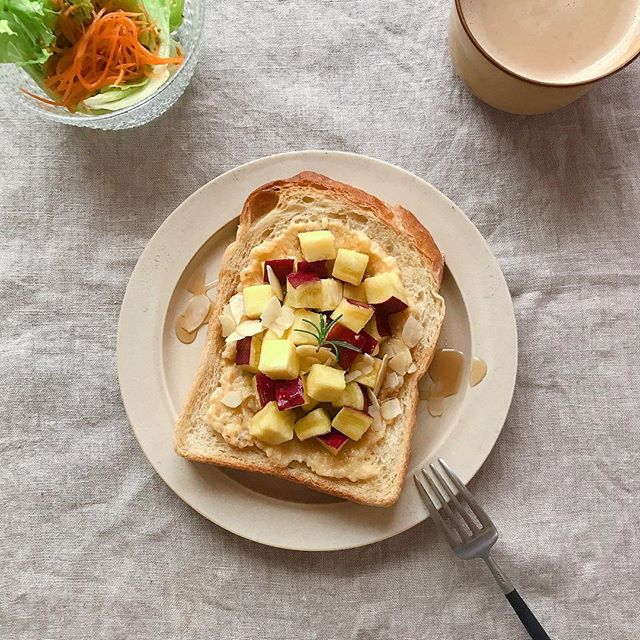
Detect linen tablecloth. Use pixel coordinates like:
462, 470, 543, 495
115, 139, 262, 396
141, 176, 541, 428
2, 1, 639, 638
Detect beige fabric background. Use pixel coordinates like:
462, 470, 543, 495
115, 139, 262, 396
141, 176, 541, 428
1, 1, 639, 638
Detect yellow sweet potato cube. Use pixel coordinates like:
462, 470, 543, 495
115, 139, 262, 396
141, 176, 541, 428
331, 407, 372, 441
258, 339, 299, 380
290, 309, 322, 346
294, 408, 332, 441
306, 364, 345, 402
298, 230, 337, 261
243, 284, 275, 319
331, 298, 374, 333
249, 402, 295, 445
332, 248, 369, 286
343, 282, 368, 303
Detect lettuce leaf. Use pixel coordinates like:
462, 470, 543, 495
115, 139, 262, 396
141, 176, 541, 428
0, 0, 57, 66
169, 0, 183, 31
67, 0, 92, 23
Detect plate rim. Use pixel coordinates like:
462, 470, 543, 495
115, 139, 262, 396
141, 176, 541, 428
117, 150, 518, 551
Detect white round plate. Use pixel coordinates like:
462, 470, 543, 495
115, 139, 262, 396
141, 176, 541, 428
117, 151, 517, 551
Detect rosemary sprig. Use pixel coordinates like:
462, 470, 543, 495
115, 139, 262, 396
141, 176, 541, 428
294, 314, 362, 359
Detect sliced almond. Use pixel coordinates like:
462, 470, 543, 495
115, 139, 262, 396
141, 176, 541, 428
219, 314, 237, 337
402, 315, 422, 348
275, 305, 295, 332
182, 295, 211, 333
221, 390, 243, 408
389, 349, 412, 376
260, 295, 282, 327
367, 391, 381, 419
372, 354, 389, 396
225, 331, 243, 344
381, 398, 402, 420
296, 345, 337, 372
380, 338, 402, 358
366, 388, 380, 410
407, 362, 418, 374
345, 370, 362, 383
266, 265, 284, 301
228, 293, 244, 324
357, 353, 375, 376
236, 320, 264, 337
269, 325, 287, 339
222, 341, 236, 360
383, 371, 402, 389
358, 363, 373, 377
370, 413, 384, 432
262, 297, 292, 338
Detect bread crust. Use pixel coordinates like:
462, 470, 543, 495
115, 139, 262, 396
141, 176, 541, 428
242, 172, 444, 286
174, 172, 445, 507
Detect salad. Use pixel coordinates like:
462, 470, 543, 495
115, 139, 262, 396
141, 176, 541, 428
0, 0, 184, 113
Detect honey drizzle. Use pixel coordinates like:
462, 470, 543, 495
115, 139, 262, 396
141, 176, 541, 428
175, 316, 197, 344
470, 356, 487, 386
186, 269, 207, 295
426, 349, 464, 417
419, 349, 488, 417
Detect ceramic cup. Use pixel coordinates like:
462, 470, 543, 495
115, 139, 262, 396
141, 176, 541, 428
448, 0, 640, 115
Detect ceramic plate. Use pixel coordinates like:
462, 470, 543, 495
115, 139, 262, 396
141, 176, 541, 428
117, 151, 517, 551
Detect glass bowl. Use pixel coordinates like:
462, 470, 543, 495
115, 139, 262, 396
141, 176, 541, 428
0, 0, 205, 130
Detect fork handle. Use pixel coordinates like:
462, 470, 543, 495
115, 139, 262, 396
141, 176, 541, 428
505, 589, 551, 640
483, 556, 551, 639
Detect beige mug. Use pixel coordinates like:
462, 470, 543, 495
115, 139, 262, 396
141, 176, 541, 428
448, 0, 640, 115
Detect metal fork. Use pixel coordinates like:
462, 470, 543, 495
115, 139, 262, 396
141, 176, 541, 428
414, 459, 551, 640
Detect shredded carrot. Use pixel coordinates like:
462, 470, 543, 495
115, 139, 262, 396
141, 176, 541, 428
20, 88, 61, 106
29, 0, 183, 111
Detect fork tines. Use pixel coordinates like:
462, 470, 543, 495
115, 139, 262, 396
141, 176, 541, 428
414, 458, 494, 548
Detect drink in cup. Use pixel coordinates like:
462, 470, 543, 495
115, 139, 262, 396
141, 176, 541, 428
449, 0, 640, 114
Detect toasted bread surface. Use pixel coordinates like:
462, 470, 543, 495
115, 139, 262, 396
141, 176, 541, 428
174, 172, 445, 506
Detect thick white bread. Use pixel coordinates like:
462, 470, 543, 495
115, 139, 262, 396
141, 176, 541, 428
174, 172, 445, 507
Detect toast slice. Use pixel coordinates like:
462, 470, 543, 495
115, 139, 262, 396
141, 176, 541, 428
174, 172, 445, 506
